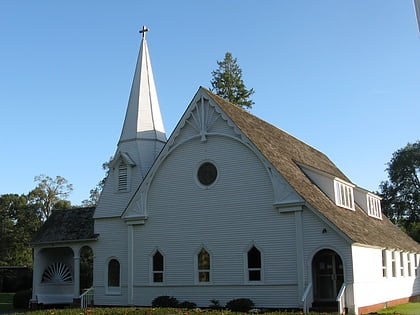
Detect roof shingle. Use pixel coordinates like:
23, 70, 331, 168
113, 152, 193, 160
31, 207, 97, 245
206, 88, 420, 252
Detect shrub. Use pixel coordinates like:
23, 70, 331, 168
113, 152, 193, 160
226, 298, 254, 312
209, 299, 222, 309
178, 301, 197, 309
151, 295, 179, 307
13, 289, 32, 309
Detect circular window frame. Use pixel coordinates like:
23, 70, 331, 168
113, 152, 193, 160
196, 161, 218, 188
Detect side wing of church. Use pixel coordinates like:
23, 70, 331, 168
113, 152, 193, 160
31, 30, 420, 314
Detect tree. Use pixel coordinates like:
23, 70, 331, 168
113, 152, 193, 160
210, 52, 255, 110
82, 159, 111, 207
379, 140, 420, 242
79, 246, 93, 291
0, 194, 42, 267
28, 174, 73, 220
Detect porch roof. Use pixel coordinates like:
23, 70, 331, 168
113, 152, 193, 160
31, 207, 98, 245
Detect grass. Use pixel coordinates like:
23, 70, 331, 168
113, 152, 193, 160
4, 308, 323, 315
376, 301, 420, 314
0, 292, 14, 312
1, 302, 419, 315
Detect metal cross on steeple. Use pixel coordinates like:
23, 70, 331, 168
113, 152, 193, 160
139, 26, 149, 39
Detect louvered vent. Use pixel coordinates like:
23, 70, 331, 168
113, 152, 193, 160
118, 164, 128, 191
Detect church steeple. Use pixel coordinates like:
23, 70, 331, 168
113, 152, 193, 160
119, 26, 166, 145
118, 26, 166, 176
94, 28, 166, 219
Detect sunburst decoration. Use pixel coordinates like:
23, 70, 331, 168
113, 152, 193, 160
186, 96, 220, 141
42, 262, 72, 283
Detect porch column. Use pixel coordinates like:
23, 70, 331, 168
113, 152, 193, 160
73, 253, 80, 298
31, 248, 41, 302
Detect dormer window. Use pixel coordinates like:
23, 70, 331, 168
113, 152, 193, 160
367, 194, 382, 219
334, 179, 355, 210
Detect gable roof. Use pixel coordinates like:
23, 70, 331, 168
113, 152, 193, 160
31, 207, 98, 245
204, 88, 420, 252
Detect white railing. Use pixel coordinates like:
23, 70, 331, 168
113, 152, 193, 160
336, 283, 347, 314
301, 282, 313, 313
80, 287, 94, 309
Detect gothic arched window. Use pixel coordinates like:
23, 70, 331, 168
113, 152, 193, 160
153, 251, 164, 283
198, 248, 210, 282
108, 259, 120, 287
247, 246, 261, 281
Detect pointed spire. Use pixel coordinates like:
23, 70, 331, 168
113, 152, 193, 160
119, 26, 166, 144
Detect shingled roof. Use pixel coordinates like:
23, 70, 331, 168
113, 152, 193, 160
31, 207, 97, 245
205, 88, 420, 253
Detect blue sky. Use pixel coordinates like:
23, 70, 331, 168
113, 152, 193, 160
1, 1, 419, 205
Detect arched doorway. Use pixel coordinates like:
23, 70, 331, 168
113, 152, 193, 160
312, 249, 344, 302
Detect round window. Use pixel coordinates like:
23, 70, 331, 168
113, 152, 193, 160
197, 162, 218, 186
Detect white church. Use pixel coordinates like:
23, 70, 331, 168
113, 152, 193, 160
31, 29, 420, 314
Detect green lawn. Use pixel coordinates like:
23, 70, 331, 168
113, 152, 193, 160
4, 309, 326, 315
376, 301, 420, 314
2, 302, 420, 315
0, 292, 14, 312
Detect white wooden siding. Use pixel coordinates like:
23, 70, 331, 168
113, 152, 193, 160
301, 210, 353, 284
352, 245, 420, 311
93, 218, 129, 305
94, 139, 153, 219
129, 135, 302, 307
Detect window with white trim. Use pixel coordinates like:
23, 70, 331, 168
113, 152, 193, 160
415, 254, 419, 277
400, 252, 405, 277
382, 249, 387, 278
107, 258, 120, 293
152, 251, 164, 283
334, 179, 355, 210
367, 194, 382, 219
408, 254, 412, 277
247, 246, 262, 281
197, 248, 210, 282
391, 251, 397, 277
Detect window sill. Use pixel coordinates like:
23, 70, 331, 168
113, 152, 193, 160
106, 288, 122, 295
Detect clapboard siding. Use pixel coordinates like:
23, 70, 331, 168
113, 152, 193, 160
351, 245, 420, 309
95, 136, 158, 219
301, 209, 353, 284
128, 134, 301, 305
93, 217, 128, 305
94, 285, 128, 306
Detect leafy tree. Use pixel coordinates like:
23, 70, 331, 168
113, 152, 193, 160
82, 159, 110, 207
80, 246, 93, 291
210, 52, 255, 110
28, 174, 73, 220
380, 140, 420, 241
0, 194, 42, 267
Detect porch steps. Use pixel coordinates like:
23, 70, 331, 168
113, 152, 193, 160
310, 301, 339, 313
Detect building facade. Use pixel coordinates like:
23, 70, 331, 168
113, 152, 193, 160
31, 30, 420, 314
